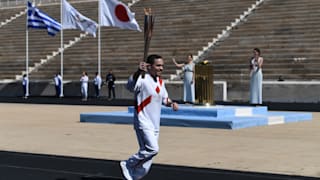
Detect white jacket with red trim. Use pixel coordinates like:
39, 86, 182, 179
127, 73, 169, 131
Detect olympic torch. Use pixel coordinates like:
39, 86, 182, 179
133, 8, 155, 80
143, 8, 155, 62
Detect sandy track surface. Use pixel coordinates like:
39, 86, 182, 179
0, 103, 319, 177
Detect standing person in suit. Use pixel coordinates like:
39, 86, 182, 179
54, 73, 62, 97
93, 72, 102, 98
22, 74, 29, 99
106, 69, 116, 100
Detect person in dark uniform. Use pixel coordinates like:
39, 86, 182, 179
22, 74, 29, 99
106, 69, 116, 100
54, 73, 62, 97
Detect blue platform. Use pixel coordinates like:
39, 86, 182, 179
80, 105, 312, 129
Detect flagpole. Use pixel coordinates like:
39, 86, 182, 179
26, 2, 29, 97
98, 0, 101, 76
60, 0, 64, 97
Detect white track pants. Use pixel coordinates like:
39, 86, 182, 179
126, 128, 159, 180
81, 84, 88, 99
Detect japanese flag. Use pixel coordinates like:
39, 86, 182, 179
100, 0, 141, 31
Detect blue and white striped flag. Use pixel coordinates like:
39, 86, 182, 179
27, 1, 61, 36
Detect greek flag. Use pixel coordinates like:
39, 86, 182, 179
27, 1, 61, 36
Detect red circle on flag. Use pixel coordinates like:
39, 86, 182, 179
115, 4, 130, 22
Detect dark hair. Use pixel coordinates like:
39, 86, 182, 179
254, 48, 261, 55
146, 54, 162, 65
188, 54, 193, 58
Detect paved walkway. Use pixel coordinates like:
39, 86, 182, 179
0, 103, 319, 178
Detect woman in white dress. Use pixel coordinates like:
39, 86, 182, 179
250, 48, 263, 104
172, 54, 195, 103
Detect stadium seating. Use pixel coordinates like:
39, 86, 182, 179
0, 0, 257, 81
203, 0, 320, 84
2, 0, 318, 86
0, 3, 80, 80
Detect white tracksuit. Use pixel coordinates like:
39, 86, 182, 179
80, 75, 89, 99
125, 73, 169, 180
